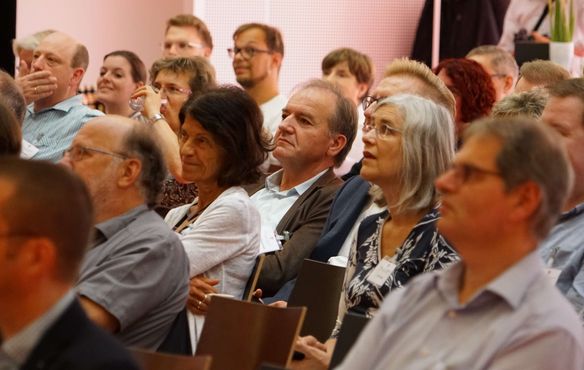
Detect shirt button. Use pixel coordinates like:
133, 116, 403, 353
448, 310, 457, 318
419, 347, 430, 357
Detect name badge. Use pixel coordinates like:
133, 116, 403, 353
366, 256, 397, 288
20, 139, 39, 159
259, 224, 282, 255
544, 267, 562, 285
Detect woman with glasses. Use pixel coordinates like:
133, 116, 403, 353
95, 50, 146, 118
293, 94, 459, 369
164, 86, 270, 349
131, 57, 216, 214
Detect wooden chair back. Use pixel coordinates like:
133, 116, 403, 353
130, 348, 211, 370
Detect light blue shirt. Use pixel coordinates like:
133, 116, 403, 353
539, 203, 584, 268
336, 252, 584, 370
251, 169, 326, 234
22, 95, 103, 162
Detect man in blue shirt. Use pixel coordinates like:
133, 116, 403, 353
20, 31, 102, 162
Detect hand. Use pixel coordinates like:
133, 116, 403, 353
131, 85, 162, 118
290, 336, 331, 370
16, 66, 57, 104
530, 31, 550, 43
187, 274, 219, 315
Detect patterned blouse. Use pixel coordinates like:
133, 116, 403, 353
332, 207, 458, 336
155, 177, 198, 217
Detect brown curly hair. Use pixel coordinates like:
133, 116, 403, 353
434, 58, 496, 123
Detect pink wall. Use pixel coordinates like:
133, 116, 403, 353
18, 0, 425, 93
16, 0, 193, 89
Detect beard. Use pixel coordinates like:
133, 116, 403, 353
236, 69, 269, 89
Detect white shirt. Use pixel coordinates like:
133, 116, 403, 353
260, 94, 287, 136
334, 105, 365, 177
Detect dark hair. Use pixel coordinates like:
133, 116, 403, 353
434, 58, 496, 123
166, 14, 213, 50
0, 100, 21, 155
233, 23, 284, 56
0, 158, 93, 282
103, 50, 147, 83
150, 57, 216, 99
120, 126, 167, 208
0, 70, 26, 123
71, 43, 89, 70
179, 85, 270, 187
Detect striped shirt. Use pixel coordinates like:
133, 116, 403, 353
22, 95, 103, 162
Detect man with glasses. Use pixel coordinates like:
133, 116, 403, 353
60, 116, 189, 351
0, 158, 139, 369
337, 116, 584, 370
466, 45, 519, 102
229, 23, 286, 138
162, 14, 213, 59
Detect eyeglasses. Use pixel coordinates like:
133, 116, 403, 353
63, 145, 128, 161
362, 96, 379, 111
151, 84, 192, 97
227, 46, 272, 60
444, 163, 501, 185
161, 41, 205, 52
363, 119, 402, 139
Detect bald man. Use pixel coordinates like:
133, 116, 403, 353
21, 31, 102, 162
61, 116, 189, 350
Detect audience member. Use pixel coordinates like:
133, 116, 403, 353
434, 58, 496, 139
12, 29, 55, 74
0, 158, 139, 370
164, 86, 270, 348
230, 23, 286, 138
307, 58, 455, 267
491, 89, 547, 118
466, 45, 518, 101
0, 70, 26, 123
498, 0, 584, 56
163, 14, 213, 58
539, 78, 584, 319
133, 56, 216, 214
0, 100, 21, 155
337, 116, 584, 370
321, 47, 374, 176
294, 94, 459, 369
96, 50, 146, 117
61, 116, 189, 350
515, 59, 571, 93
20, 31, 103, 162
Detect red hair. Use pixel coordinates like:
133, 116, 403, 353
434, 58, 496, 123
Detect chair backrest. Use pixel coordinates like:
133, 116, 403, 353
157, 308, 192, 355
287, 259, 346, 342
328, 312, 370, 369
130, 348, 211, 370
243, 254, 266, 301
195, 296, 306, 370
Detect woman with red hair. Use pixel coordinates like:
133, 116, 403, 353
434, 58, 496, 138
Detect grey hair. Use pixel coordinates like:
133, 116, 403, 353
375, 94, 456, 213
292, 79, 358, 167
467, 45, 519, 84
120, 126, 167, 208
464, 116, 573, 240
12, 29, 56, 56
491, 89, 548, 119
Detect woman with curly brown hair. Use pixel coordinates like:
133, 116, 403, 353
434, 58, 496, 139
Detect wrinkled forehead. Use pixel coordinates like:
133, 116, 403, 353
373, 75, 426, 99
75, 118, 132, 148
36, 32, 77, 59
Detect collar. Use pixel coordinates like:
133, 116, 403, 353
27, 95, 84, 115
264, 169, 327, 196
558, 202, 584, 223
94, 205, 148, 240
437, 251, 543, 310
1, 291, 75, 366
